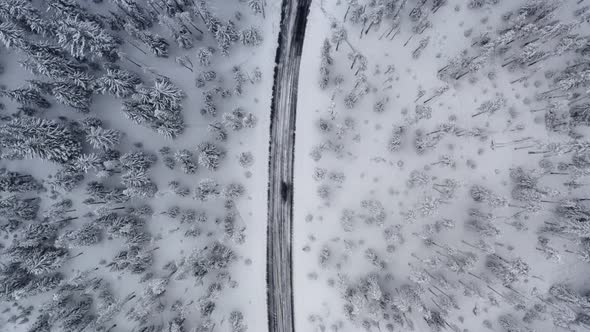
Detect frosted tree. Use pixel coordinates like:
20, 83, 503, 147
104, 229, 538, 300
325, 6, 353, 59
113, 0, 153, 29
47, 0, 102, 23
29, 79, 92, 112
387, 126, 405, 152
240, 26, 263, 46
126, 278, 167, 324
195, 178, 221, 201
197, 47, 215, 67
468, 0, 499, 9
0, 169, 42, 193
414, 129, 444, 154
20, 43, 92, 87
0, 0, 48, 36
472, 96, 506, 117
318, 39, 333, 89
0, 195, 39, 221
52, 164, 85, 191
330, 25, 349, 51
247, 0, 265, 17
125, 23, 169, 57
97, 66, 142, 98
7, 244, 69, 276
109, 244, 153, 273
0, 87, 50, 108
159, 14, 193, 49
85, 181, 128, 204
120, 150, 157, 171
569, 103, 590, 126
57, 223, 102, 248
56, 18, 119, 60
0, 117, 82, 163
123, 78, 185, 137
486, 255, 530, 285
0, 21, 27, 49
470, 184, 508, 208
86, 126, 121, 150
223, 108, 257, 131
175, 149, 198, 174
185, 242, 236, 280
543, 201, 590, 244
229, 311, 247, 332
360, 200, 386, 226
197, 142, 225, 171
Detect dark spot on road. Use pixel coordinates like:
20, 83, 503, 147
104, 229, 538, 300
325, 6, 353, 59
281, 181, 290, 201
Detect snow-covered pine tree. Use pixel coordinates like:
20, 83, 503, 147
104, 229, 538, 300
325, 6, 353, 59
0, 21, 27, 49
55, 18, 119, 60
125, 23, 169, 57
0, 0, 48, 36
97, 66, 142, 98
0, 116, 82, 163
0, 87, 50, 108
197, 141, 225, 171
0, 169, 42, 193
240, 26, 263, 46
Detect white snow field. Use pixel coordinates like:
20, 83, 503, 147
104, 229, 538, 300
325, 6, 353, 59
294, 0, 590, 331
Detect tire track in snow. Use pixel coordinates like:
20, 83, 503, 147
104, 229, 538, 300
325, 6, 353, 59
266, 0, 311, 331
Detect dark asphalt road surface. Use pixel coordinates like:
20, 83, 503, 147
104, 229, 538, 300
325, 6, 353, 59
266, 0, 311, 331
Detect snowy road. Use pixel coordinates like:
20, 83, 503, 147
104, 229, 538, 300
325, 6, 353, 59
266, 0, 311, 331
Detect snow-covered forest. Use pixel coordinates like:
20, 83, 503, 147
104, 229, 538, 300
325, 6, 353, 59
294, 0, 590, 331
0, 0, 278, 331
1, 0, 590, 331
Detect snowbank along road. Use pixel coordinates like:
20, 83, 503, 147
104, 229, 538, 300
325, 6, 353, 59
267, 0, 311, 331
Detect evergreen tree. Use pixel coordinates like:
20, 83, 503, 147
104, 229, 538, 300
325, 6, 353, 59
195, 178, 220, 201
486, 255, 530, 285
0, 117, 82, 163
123, 79, 185, 138
56, 18, 119, 60
20, 42, 92, 85
159, 14, 193, 49
125, 23, 169, 57
240, 26, 263, 46
470, 184, 508, 208
86, 126, 121, 150
97, 66, 141, 98
229, 311, 247, 332
52, 164, 85, 190
120, 150, 157, 171
112, 0, 153, 29
197, 47, 214, 67
0, 195, 39, 221
50, 81, 93, 112
0, 21, 27, 49
0, 263, 33, 300
570, 103, 590, 126
0, 87, 51, 108
247, 0, 265, 17
0, 169, 42, 193
109, 244, 153, 273
7, 244, 69, 275
48, 0, 102, 23
175, 149, 198, 174
197, 142, 225, 171
0, 0, 48, 36
187, 242, 235, 280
